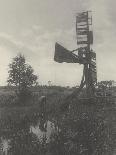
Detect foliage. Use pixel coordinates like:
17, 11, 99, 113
7, 54, 38, 101
97, 80, 114, 96
97, 80, 114, 89
49, 98, 113, 155
7, 54, 38, 89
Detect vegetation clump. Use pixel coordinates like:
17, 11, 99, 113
7, 54, 38, 104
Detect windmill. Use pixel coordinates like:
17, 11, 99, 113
54, 11, 97, 98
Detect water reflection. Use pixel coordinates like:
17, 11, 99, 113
0, 138, 10, 155
0, 111, 59, 155
30, 120, 57, 143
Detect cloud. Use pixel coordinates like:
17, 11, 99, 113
0, 46, 13, 85
89, 0, 116, 82
0, 0, 116, 86
19, 26, 83, 86
0, 27, 83, 86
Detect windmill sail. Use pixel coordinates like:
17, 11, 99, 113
54, 43, 80, 63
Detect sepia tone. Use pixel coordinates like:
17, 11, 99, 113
0, 0, 115, 155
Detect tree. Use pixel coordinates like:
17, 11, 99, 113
7, 54, 38, 100
97, 80, 113, 96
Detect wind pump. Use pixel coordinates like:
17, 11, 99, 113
54, 11, 97, 98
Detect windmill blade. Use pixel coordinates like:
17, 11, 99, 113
54, 43, 81, 63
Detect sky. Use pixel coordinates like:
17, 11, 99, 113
0, 0, 116, 86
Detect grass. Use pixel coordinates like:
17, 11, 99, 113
0, 86, 115, 155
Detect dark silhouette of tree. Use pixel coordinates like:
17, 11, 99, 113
7, 54, 38, 101
97, 81, 113, 89
97, 80, 114, 96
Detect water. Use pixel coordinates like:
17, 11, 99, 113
30, 120, 57, 143
0, 106, 113, 155
0, 138, 10, 155
0, 111, 59, 155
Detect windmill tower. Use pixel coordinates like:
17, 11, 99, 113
54, 11, 97, 98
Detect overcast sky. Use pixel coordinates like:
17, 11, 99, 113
0, 0, 116, 86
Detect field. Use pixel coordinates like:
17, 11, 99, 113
0, 86, 115, 155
